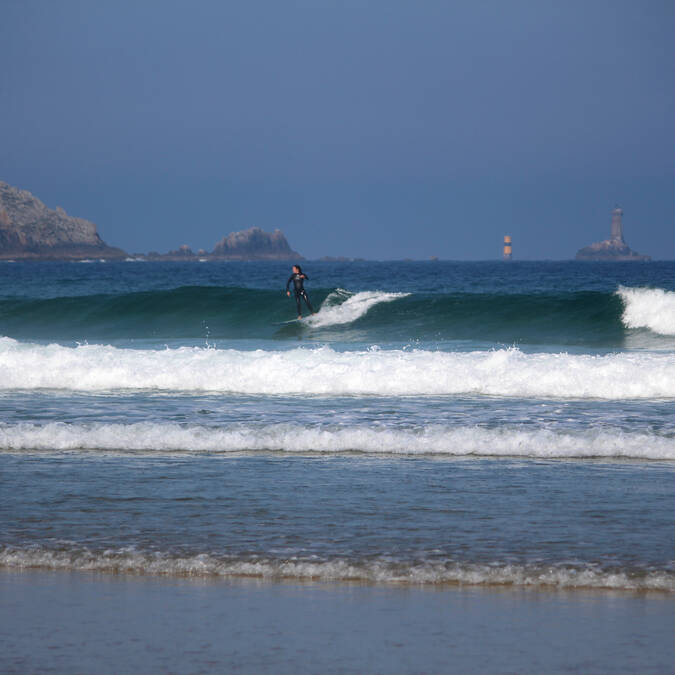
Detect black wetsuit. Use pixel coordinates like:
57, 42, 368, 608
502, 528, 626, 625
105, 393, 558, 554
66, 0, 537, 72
286, 272, 314, 316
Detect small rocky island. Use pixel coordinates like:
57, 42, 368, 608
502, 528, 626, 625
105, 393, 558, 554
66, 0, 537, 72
151, 227, 301, 261
0, 180, 126, 260
0, 179, 303, 261
576, 207, 650, 261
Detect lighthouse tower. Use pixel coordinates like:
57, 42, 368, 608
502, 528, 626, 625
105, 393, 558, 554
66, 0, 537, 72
503, 235, 512, 260
610, 207, 624, 243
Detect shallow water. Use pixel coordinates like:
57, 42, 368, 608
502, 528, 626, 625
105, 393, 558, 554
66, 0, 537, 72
2, 571, 674, 675
2, 454, 673, 590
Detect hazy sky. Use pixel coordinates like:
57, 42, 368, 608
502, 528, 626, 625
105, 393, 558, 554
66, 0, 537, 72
1, 0, 674, 259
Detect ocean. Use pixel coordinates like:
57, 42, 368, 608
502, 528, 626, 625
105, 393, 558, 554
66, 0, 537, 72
1, 260, 674, 673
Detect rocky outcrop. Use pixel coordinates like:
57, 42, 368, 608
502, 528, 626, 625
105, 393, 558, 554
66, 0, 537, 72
211, 227, 301, 260
576, 207, 650, 261
166, 244, 195, 257
0, 180, 126, 260
142, 228, 302, 261
575, 239, 651, 261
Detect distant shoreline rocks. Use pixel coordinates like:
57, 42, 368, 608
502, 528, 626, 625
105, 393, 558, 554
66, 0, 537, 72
0, 180, 303, 262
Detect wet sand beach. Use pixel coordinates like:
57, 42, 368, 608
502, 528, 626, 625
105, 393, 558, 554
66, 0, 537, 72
2, 569, 673, 674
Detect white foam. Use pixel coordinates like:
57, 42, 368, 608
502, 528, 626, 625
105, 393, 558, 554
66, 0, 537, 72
307, 289, 409, 327
1, 422, 673, 459
618, 286, 675, 336
1, 337, 675, 398
1, 546, 671, 591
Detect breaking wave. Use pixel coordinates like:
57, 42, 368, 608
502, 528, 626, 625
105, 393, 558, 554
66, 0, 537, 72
1, 546, 671, 592
0, 286, 407, 341
1, 337, 674, 399
1, 422, 673, 460
618, 286, 675, 336
305, 289, 409, 327
1, 284, 673, 345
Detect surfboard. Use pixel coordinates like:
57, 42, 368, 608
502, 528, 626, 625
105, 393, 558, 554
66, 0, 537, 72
272, 319, 303, 326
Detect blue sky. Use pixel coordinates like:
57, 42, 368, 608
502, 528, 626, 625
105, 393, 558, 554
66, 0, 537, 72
1, 0, 673, 259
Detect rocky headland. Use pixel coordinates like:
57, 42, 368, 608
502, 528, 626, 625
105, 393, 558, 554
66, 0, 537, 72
0, 180, 126, 260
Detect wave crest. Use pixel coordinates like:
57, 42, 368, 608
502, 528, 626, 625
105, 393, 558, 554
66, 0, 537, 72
619, 286, 675, 336
1, 422, 673, 460
0, 286, 631, 346
306, 289, 409, 327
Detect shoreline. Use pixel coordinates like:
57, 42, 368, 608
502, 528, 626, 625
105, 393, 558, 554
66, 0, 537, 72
2, 557, 672, 595
3, 565, 674, 598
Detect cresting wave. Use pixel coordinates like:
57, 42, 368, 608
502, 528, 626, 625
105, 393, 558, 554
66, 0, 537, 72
305, 289, 409, 327
1, 422, 674, 460
1, 337, 675, 398
3, 284, 673, 344
1, 546, 672, 592
0, 286, 406, 340
618, 286, 675, 336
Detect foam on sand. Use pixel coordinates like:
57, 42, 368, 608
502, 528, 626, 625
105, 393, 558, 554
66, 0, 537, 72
1, 421, 673, 459
618, 286, 675, 336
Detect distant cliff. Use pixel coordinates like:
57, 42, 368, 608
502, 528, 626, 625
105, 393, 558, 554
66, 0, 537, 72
0, 180, 126, 260
576, 207, 650, 261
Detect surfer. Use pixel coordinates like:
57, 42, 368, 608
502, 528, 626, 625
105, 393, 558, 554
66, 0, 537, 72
286, 265, 314, 319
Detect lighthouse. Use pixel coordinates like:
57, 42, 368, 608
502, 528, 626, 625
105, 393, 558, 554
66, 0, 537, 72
610, 207, 624, 243
503, 235, 512, 260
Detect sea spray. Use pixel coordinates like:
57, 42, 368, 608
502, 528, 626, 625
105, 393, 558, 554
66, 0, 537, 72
306, 289, 410, 327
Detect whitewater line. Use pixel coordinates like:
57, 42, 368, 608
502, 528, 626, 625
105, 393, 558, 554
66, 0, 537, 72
1, 546, 672, 591
1, 338, 675, 399
1, 422, 674, 459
